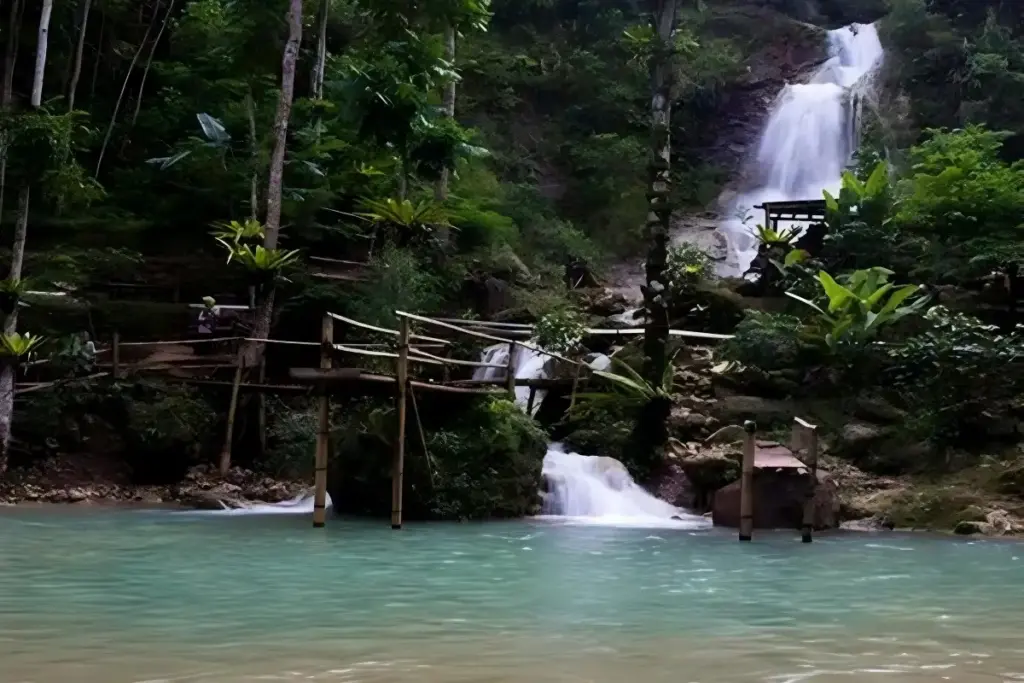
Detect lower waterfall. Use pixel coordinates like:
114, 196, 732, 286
476, 344, 709, 529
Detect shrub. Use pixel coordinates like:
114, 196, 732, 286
534, 306, 586, 356
717, 311, 811, 371
665, 243, 713, 300
887, 306, 1024, 447
263, 398, 318, 479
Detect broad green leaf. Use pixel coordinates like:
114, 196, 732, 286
817, 271, 854, 312
784, 249, 809, 266
877, 284, 921, 317
785, 291, 829, 317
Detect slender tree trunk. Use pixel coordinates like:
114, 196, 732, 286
311, 0, 328, 100
246, 91, 259, 221
0, 0, 24, 233
642, 0, 677, 386
434, 22, 456, 244
68, 0, 93, 111
31, 0, 54, 108
0, 0, 53, 475
89, 11, 105, 107
94, 5, 158, 178
130, 0, 176, 127
246, 0, 302, 366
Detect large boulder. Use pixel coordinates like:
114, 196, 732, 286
710, 394, 795, 426
712, 470, 839, 530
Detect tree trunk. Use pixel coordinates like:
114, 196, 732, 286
31, 0, 54, 108
245, 0, 302, 367
68, 0, 93, 111
1, 0, 53, 476
263, 0, 303, 249
0, 0, 22, 236
94, 6, 158, 178
642, 0, 677, 387
311, 0, 328, 100
434, 22, 456, 245
130, 0, 176, 126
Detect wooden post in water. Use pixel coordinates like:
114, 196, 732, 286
219, 346, 245, 476
799, 419, 819, 543
111, 331, 120, 379
391, 316, 410, 529
505, 341, 517, 399
313, 313, 333, 528
739, 420, 756, 542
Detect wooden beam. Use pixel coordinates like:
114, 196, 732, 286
392, 317, 410, 530
739, 421, 756, 542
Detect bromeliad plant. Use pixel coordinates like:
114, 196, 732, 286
578, 354, 680, 412
786, 267, 930, 350
0, 332, 46, 360
354, 197, 451, 251
0, 278, 29, 315
212, 219, 300, 282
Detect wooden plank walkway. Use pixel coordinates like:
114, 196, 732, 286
754, 440, 808, 471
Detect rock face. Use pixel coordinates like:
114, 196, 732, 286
711, 470, 839, 530
710, 394, 795, 425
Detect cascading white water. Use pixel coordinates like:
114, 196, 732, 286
181, 491, 332, 516
476, 344, 709, 529
720, 23, 883, 275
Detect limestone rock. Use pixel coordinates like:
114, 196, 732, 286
854, 396, 905, 424
678, 449, 741, 493
953, 520, 985, 535
836, 421, 887, 458
711, 395, 795, 425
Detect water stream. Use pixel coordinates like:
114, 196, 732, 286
2, 508, 1022, 683
720, 23, 884, 274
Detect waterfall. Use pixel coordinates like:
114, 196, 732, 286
476, 344, 709, 529
181, 491, 332, 516
720, 23, 884, 275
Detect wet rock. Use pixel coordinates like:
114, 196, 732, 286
711, 395, 795, 425
953, 520, 985, 535
836, 422, 887, 457
854, 396, 905, 424
66, 488, 89, 503
677, 449, 741, 494
649, 461, 698, 510
984, 509, 1024, 536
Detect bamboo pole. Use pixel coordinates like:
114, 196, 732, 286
257, 355, 267, 457
219, 347, 245, 475
526, 387, 536, 414
505, 341, 517, 398
111, 331, 120, 379
799, 419, 819, 543
739, 420, 756, 542
313, 313, 332, 528
391, 316, 410, 529
569, 362, 581, 410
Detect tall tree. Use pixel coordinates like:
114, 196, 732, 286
246, 0, 303, 362
67, 0, 92, 111
642, 0, 677, 386
0, 0, 54, 474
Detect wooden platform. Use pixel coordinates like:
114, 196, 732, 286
754, 440, 808, 471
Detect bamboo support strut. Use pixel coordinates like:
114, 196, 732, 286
313, 314, 332, 528
391, 317, 410, 529
505, 341, 517, 398
795, 417, 819, 543
112, 332, 120, 379
739, 420, 756, 542
219, 347, 245, 476
117, 336, 242, 347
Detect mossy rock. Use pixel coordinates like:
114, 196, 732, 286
881, 488, 990, 531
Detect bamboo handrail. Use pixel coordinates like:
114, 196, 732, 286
326, 312, 450, 345
117, 336, 243, 347
431, 317, 534, 329
333, 343, 445, 365
395, 310, 584, 367
586, 328, 734, 340
408, 347, 505, 368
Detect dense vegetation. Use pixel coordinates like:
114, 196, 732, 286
2, 0, 1024, 525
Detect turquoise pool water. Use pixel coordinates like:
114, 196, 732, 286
1, 507, 1022, 682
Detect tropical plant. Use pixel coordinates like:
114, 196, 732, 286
578, 355, 679, 411
355, 197, 451, 249
0, 332, 45, 358
787, 267, 929, 349
0, 278, 29, 315
534, 306, 586, 356
664, 243, 712, 296
823, 163, 892, 232
751, 223, 801, 247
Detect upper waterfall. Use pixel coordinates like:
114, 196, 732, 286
719, 23, 883, 275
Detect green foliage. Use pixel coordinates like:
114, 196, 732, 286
426, 397, 547, 519
212, 219, 301, 279
0, 333, 45, 359
718, 311, 812, 372
665, 243, 712, 298
347, 243, 444, 328
786, 268, 929, 350
264, 399, 318, 479
887, 306, 1024, 447
894, 126, 1024, 274
533, 306, 585, 355
122, 385, 216, 459
577, 355, 678, 414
